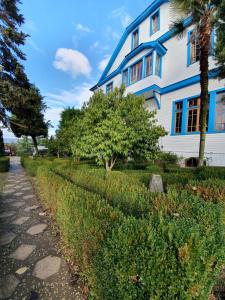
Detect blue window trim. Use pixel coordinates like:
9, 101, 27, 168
131, 28, 139, 50
106, 82, 113, 95
187, 29, 215, 67
171, 88, 225, 136
150, 9, 160, 36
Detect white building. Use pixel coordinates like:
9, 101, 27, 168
91, 0, 225, 167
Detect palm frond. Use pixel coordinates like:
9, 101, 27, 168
169, 18, 187, 39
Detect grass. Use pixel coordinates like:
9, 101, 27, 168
0, 173, 6, 199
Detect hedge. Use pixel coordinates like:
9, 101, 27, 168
36, 166, 123, 276
35, 166, 225, 299
0, 156, 10, 172
186, 179, 225, 204
94, 188, 225, 299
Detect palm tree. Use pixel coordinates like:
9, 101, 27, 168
170, 0, 220, 166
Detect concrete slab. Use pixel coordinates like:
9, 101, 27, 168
12, 217, 30, 225
26, 224, 47, 235
0, 211, 16, 218
0, 274, 20, 299
0, 230, 16, 246
9, 244, 36, 260
32, 256, 61, 280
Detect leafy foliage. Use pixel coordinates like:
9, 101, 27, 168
215, 0, 225, 78
71, 86, 167, 170
0, 129, 4, 156
0, 156, 9, 172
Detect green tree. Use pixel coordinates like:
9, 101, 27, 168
170, 0, 223, 166
0, 129, 4, 156
16, 137, 32, 156
56, 108, 83, 156
72, 87, 166, 171
0, 0, 29, 124
215, 0, 225, 78
9, 85, 48, 155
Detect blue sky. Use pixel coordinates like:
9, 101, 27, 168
3, 0, 152, 138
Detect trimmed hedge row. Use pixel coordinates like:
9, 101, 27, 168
35, 166, 225, 299
0, 156, 10, 172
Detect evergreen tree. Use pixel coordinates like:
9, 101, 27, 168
9, 85, 48, 155
0, 129, 4, 156
0, 0, 29, 124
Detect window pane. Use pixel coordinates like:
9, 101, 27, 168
133, 30, 139, 49
215, 92, 225, 131
187, 97, 200, 132
152, 12, 159, 34
155, 54, 161, 77
123, 69, 128, 85
190, 32, 200, 64
131, 61, 142, 83
106, 82, 113, 94
146, 54, 153, 77
175, 111, 182, 133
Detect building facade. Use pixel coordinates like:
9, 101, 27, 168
91, 0, 225, 166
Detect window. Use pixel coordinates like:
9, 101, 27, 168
190, 31, 200, 64
174, 102, 183, 134
155, 54, 161, 77
145, 53, 153, 77
106, 82, 113, 95
132, 29, 139, 50
187, 97, 201, 132
215, 92, 225, 131
130, 60, 142, 84
150, 10, 160, 35
123, 69, 129, 86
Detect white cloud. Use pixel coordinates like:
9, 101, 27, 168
98, 55, 110, 72
90, 41, 100, 49
105, 26, 120, 42
45, 83, 93, 109
27, 39, 44, 54
111, 6, 132, 28
53, 48, 92, 78
75, 23, 92, 33
45, 107, 64, 123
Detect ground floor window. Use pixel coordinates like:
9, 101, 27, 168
172, 92, 219, 135
215, 91, 225, 131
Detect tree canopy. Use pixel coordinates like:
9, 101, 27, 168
71, 86, 167, 171
215, 0, 225, 78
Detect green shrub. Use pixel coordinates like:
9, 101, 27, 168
0, 157, 10, 172
157, 151, 179, 164
36, 166, 123, 278
195, 167, 225, 180
53, 167, 161, 218
186, 179, 225, 204
93, 189, 225, 299
21, 156, 52, 176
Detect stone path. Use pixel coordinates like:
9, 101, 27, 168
0, 157, 84, 300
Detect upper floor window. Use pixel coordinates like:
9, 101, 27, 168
106, 82, 113, 95
123, 69, 129, 86
150, 10, 160, 35
190, 31, 200, 65
132, 29, 139, 50
215, 91, 225, 131
155, 53, 162, 77
174, 102, 183, 134
145, 53, 153, 77
130, 60, 142, 84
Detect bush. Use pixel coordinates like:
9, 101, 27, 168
93, 188, 225, 299
21, 156, 52, 176
157, 151, 179, 164
0, 156, 10, 172
53, 166, 161, 218
36, 166, 123, 280
186, 179, 225, 204
195, 167, 225, 180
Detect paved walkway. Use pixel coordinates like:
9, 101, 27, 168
0, 157, 84, 300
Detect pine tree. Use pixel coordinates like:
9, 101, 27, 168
0, 0, 29, 124
0, 129, 5, 156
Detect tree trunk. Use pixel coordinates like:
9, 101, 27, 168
198, 19, 212, 167
105, 155, 117, 172
31, 135, 38, 156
